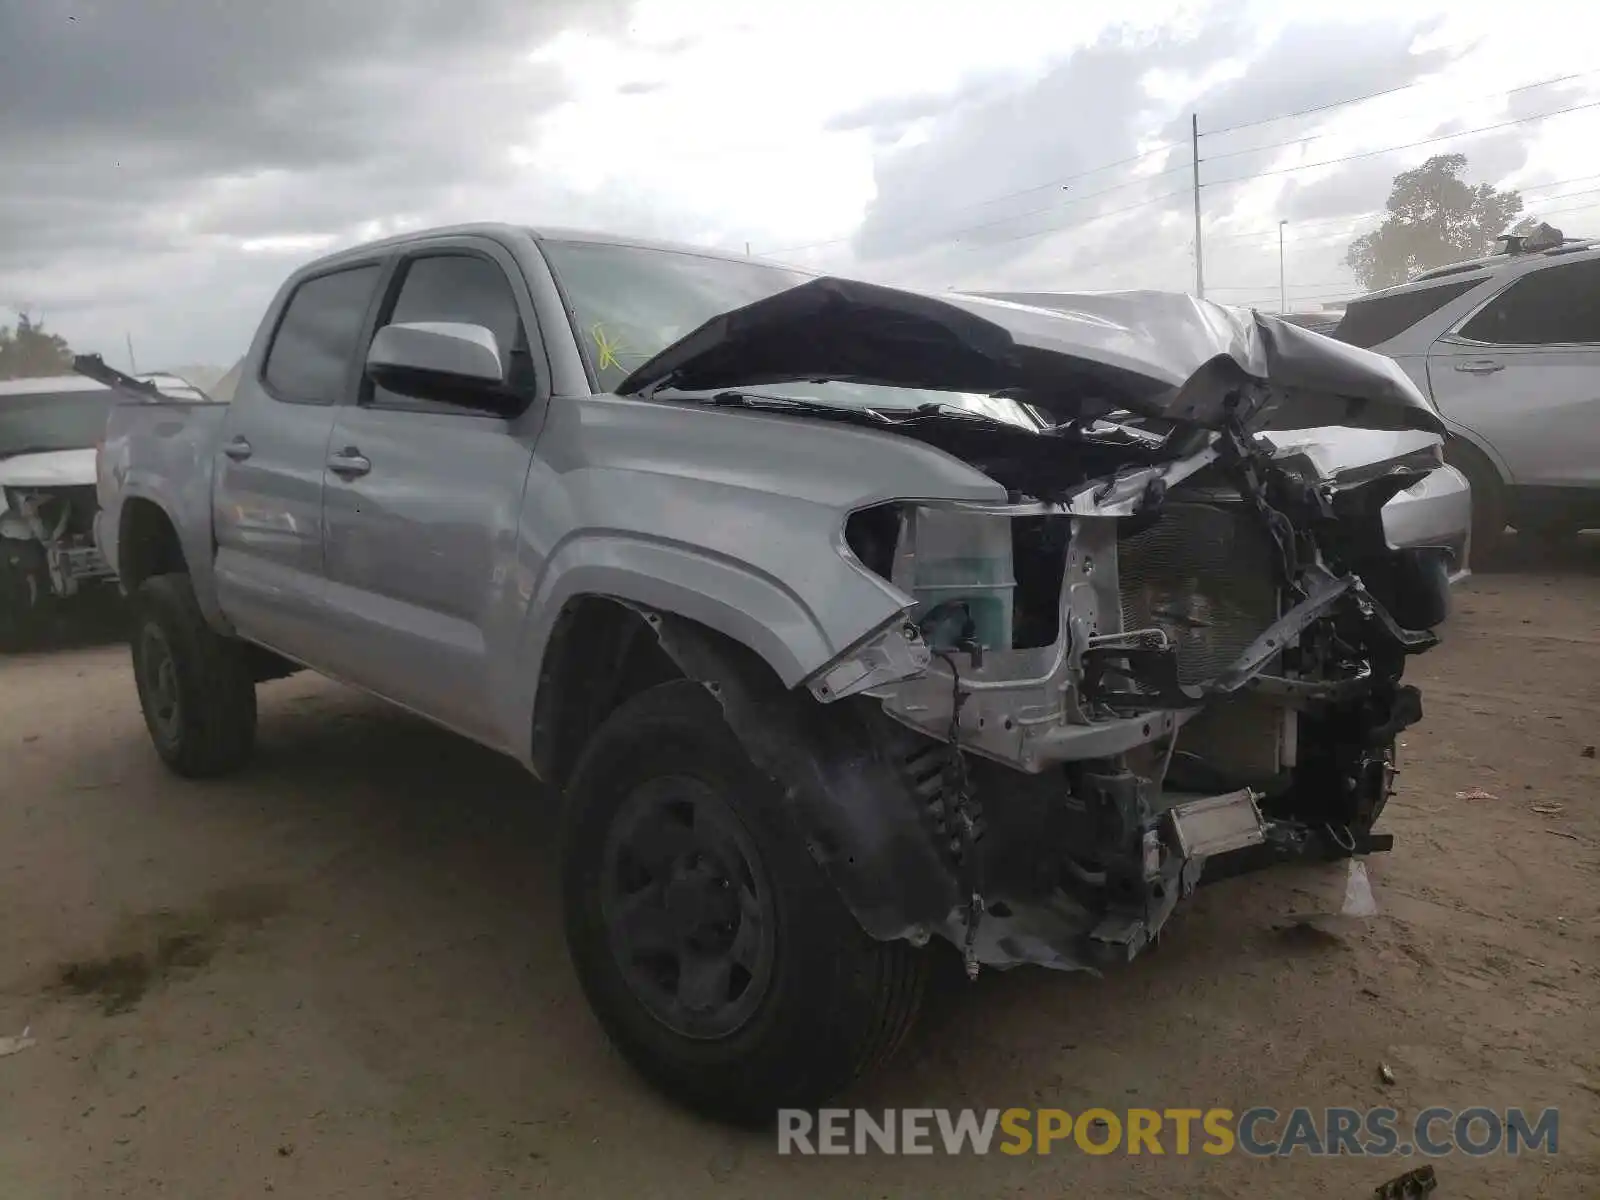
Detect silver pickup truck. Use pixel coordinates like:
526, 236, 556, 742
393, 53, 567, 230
94, 224, 1456, 1121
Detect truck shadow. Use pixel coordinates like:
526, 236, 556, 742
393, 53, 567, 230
2, 596, 128, 656
1476, 529, 1599, 577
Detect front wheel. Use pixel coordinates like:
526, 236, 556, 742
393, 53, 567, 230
130, 573, 257, 777
561, 680, 928, 1123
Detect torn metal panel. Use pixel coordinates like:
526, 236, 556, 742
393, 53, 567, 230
617, 276, 1446, 435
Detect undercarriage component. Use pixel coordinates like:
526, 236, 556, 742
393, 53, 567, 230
1166, 788, 1266, 859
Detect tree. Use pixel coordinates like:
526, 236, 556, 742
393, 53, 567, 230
1346, 154, 1523, 292
0, 312, 76, 379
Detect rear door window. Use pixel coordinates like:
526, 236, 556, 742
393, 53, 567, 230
1457, 258, 1600, 346
261, 264, 382, 405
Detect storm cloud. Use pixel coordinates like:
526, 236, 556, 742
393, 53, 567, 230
840, 13, 1462, 298
0, 0, 629, 365
3, 0, 1597, 368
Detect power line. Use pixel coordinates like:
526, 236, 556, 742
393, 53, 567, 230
765, 80, 1600, 260
1199, 70, 1600, 167
929, 164, 1191, 242
771, 169, 1192, 257
1205, 212, 1381, 245
1198, 67, 1598, 139
766, 154, 1192, 256
1205, 175, 1600, 245
771, 184, 1194, 264
959, 186, 1192, 249
1199, 82, 1423, 140
1201, 98, 1600, 189
935, 141, 1185, 215
1207, 281, 1354, 291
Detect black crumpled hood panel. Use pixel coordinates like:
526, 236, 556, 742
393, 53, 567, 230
617, 277, 1445, 436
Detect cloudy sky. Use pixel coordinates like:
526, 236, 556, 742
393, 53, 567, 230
3, 0, 1598, 372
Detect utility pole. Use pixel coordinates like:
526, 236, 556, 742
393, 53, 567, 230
126, 333, 138, 374
1191, 113, 1205, 300
1278, 220, 1288, 313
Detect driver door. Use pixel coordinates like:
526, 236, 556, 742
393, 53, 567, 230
315, 239, 544, 745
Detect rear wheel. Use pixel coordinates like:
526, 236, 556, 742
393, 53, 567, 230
561, 679, 928, 1123
1444, 438, 1506, 563
130, 573, 257, 777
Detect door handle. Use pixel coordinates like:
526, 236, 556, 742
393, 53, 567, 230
1454, 359, 1504, 374
223, 436, 253, 462
326, 447, 372, 479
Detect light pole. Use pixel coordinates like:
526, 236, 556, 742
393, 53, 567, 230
1278, 220, 1288, 314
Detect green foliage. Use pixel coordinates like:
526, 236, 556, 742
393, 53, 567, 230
0, 313, 75, 379
1346, 154, 1524, 291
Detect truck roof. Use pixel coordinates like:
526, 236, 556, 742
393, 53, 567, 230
296, 222, 770, 275
0, 374, 110, 399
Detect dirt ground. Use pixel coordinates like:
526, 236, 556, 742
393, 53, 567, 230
2, 543, 1596, 1199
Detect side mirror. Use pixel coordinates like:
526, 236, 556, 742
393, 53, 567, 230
366, 321, 516, 413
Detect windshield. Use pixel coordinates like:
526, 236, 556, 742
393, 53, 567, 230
540, 239, 1042, 428
0, 388, 115, 456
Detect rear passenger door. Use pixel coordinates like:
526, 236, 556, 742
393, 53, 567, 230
1426, 257, 1600, 488
212, 261, 382, 661
314, 240, 544, 745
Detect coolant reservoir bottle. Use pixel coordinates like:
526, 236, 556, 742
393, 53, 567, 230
904, 507, 1016, 651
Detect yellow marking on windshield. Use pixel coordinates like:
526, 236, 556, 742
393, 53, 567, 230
591, 323, 628, 373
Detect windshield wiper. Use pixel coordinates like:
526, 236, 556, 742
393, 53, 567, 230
907, 401, 1036, 431
0, 445, 74, 460
656, 389, 894, 422
657, 389, 1036, 431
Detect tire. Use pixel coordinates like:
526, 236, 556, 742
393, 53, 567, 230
0, 543, 46, 653
129, 573, 257, 778
1444, 438, 1507, 563
561, 679, 928, 1123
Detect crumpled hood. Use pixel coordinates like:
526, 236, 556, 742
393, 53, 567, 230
617, 277, 1444, 436
0, 448, 97, 488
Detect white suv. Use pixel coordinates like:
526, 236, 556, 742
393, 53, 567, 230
1329, 234, 1600, 554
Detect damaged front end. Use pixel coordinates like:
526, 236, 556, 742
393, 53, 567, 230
615, 276, 1449, 977
805, 418, 1436, 976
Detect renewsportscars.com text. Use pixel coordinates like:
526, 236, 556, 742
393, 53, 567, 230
777, 1107, 1560, 1157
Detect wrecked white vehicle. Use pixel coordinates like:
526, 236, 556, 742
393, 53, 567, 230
1, 368, 220, 648
93, 226, 1448, 1121
0, 374, 123, 646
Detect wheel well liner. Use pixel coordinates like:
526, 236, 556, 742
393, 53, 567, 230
118, 498, 187, 590
531, 597, 689, 791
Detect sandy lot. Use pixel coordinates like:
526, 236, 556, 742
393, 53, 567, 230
2, 545, 1597, 1199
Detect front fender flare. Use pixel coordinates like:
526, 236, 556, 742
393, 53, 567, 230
502, 531, 904, 759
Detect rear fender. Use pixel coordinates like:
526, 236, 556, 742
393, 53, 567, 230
114, 484, 231, 632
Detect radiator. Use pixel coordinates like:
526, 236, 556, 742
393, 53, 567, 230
1116, 502, 1279, 687
1118, 501, 1287, 783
